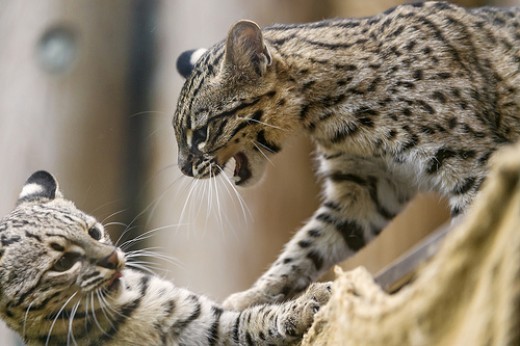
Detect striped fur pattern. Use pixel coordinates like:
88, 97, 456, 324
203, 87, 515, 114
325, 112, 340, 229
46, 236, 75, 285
0, 171, 331, 345
173, 1, 520, 310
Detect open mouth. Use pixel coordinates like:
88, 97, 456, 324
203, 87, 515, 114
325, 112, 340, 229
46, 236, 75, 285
106, 271, 123, 292
232, 152, 252, 185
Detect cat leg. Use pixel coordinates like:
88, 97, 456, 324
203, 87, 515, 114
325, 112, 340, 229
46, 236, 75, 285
224, 158, 408, 310
222, 282, 332, 345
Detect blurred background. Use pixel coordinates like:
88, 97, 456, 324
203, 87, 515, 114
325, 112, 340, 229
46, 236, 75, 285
0, 0, 517, 344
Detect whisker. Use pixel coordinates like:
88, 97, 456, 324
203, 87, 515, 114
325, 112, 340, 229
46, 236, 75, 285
83, 295, 91, 332
125, 262, 161, 275
96, 290, 121, 321
89, 199, 124, 216
46, 291, 78, 346
119, 224, 182, 250
129, 110, 169, 118
125, 248, 184, 268
178, 178, 200, 232
22, 302, 34, 340
246, 118, 286, 131
211, 166, 221, 229
67, 300, 81, 346
100, 209, 128, 226
126, 260, 169, 272
253, 141, 277, 162
114, 225, 139, 248
97, 285, 134, 328
89, 292, 107, 335
103, 221, 129, 231
113, 175, 186, 247
207, 166, 220, 231
215, 165, 253, 223
145, 173, 187, 225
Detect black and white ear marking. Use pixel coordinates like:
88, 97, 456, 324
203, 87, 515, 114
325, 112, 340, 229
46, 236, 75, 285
17, 170, 59, 204
176, 48, 207, 79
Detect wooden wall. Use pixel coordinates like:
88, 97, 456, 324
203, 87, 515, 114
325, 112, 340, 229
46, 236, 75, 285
0, 1, 133, 343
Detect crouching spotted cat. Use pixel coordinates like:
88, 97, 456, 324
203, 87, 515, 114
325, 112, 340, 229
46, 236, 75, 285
173, 1, 520, 310
0, 171, 330, 346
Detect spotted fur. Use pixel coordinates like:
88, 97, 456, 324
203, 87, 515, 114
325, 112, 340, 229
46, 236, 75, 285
0, 171, 330, 345
173, 1, 520, 310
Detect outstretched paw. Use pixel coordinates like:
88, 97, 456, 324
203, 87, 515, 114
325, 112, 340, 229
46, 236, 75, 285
278, 282, 332, 338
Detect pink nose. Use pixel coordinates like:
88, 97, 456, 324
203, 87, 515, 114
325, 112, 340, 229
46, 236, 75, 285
97, 251, 120, 270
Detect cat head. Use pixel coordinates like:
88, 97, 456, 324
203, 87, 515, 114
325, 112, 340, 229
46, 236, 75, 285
0, 171, 124, 333
173, 20, 296, 186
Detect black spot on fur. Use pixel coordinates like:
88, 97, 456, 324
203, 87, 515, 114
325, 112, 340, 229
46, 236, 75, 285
452, 176, 477, 195
432, 91, 447, 103
336, 220, 366, 251
437, 72, 452, 79
298, 240, 312, 248
416, 100, 435, 114
451, 206, 463, 217
420, 126, 435, 135
448, 117, 458, 129
328, 172, 367, 186
307, 229, 322, 237
331, 123, 359, 143
307, 251, 324, 271
256, 130, 281, 153
413, 69, 423, 80
427, 148, 457, 173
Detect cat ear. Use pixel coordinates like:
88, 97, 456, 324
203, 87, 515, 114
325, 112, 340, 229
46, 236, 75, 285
224, 20, 272, 78
176, 48, 207, 79
17, 170, 61, 204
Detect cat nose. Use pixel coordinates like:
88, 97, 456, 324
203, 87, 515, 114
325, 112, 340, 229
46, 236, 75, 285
97, 251, 120, 270
178, 152, 195, 177
180, 161, 194, 177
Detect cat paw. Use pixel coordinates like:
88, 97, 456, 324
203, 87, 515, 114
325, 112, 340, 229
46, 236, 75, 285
278, 282, 332, 337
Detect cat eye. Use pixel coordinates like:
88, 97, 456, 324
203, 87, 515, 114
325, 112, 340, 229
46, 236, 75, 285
52, 252, 82, 272
88, 225, 103, 241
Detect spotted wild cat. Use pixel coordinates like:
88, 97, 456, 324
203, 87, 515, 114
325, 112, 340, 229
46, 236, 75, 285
173, 1, 520, 310
0, 171, 330, 345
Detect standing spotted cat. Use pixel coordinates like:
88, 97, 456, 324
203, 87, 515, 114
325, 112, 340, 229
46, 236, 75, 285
0, 171, 330, 345
173, 1, 520, 310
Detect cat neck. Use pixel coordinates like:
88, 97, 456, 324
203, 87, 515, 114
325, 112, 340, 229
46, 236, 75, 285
263, 24, 383, 138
